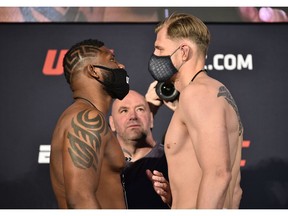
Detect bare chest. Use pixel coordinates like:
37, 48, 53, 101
164, 111, 190, 155
103, 131, 125, 172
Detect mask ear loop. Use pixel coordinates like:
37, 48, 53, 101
88, 64, 100, 80
170, 46, 181, 57
173, 45, 187, 71
90, 65, 108, 86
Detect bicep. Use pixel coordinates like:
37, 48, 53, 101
181, 94, 230, 172
62, 114, 105, 200
62, 128, 101, 196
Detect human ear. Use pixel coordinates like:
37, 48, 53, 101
109, 116, 116, 132
181, 45, 190, 61
150, 112, 154, 129
88, 64, 100, 79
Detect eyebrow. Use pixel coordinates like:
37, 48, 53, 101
105, 48, 115, 55
134, 104, 147, 110
118, 104, 146, 111
109, 49, 115, 55
136, 104, 146, 108
107, 51, 116, 59
154, 44, 163, 50
100, 47, 115, 57
118, 105, 128, 111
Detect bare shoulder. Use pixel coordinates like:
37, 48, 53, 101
177, 77, 231, 121
53, 105, 110, 151
180, 77, 222, 104
66, 107, 110, 139
60, 104, 108, 129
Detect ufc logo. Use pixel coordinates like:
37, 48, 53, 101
42, 49, 68, 75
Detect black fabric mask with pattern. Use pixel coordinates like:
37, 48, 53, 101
148, 47, 180, 82
93, 65, 130, 100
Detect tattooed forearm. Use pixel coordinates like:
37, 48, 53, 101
67, 109, 109, 170
217, 86, 243, 136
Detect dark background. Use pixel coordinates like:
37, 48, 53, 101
0, 22, 287, 208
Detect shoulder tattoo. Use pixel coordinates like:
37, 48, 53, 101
67, 109, 109, 171
217, 86, 243, 136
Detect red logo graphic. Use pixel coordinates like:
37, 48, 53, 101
240, 140, 250, 167
42, 49, 68, 75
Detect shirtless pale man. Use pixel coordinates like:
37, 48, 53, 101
148, 13, 243, 209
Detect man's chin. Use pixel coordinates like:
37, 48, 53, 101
126, 130, 144, 140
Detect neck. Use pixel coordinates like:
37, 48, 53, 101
122, 145, 153, 162
73, 92, 112, 115
175, 65, 207, 92
174, 55, 206, 90
119, 136, 156, 162
190, 69, 207, 83
74, 96, 96, 108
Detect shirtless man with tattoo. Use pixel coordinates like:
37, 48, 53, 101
50, 39, 129, 208
148, 13, 243, 208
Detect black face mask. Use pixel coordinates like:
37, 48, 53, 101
148, 47, 180, 82
93, 65, 130, 100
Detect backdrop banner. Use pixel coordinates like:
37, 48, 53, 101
0, 22, 287, 209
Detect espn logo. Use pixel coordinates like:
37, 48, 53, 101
38, 144, 51, 164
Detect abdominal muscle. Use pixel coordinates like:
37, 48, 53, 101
168, 153, 201, 209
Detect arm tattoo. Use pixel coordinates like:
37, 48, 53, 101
67, 109, 109, 171
217, 86, 243, 136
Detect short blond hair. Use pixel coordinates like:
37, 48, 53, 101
156, 12, 210, 56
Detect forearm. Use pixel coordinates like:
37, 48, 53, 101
147, 101, 161, 116
232, 182, 242, 208
197, 172, 231, 209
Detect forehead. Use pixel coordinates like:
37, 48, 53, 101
99, 46, 115, 56
154, 27, 175, 49
113, 92, 147, 109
